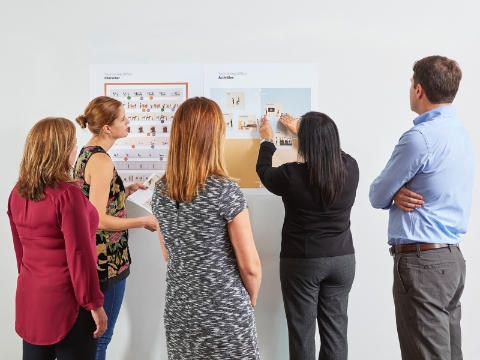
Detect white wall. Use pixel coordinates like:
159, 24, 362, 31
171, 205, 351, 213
1, 1, 479, 358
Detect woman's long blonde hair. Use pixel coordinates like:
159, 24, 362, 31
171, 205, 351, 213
17, 117, 76, 201
162, 97, 230, 202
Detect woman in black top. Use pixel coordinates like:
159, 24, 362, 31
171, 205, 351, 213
257, 112, 359, 360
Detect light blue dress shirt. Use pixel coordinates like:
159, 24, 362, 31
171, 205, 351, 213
370, 105, 475, 246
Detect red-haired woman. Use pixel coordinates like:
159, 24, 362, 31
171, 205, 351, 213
152, 97, 262, 359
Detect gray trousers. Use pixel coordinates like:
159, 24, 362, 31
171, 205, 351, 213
393, 245, 466, 360
280, 255, 356, 360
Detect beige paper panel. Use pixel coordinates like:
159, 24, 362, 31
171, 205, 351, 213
224, 139, 299, 188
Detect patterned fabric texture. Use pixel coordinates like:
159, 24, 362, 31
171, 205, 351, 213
152, 177, 260, 359
74, 146, 131, 290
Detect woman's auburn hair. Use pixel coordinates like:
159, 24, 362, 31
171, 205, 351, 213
16, 117, 76, 201
162, 97, 230, 202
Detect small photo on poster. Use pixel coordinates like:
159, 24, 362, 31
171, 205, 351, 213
264, 102, 283, 120
127, 113, 143, 122
237, 115, 258, 132
273, 134, 293, 147
269, 120, 293, 149
226, 92, 245, 110
223, 113, 234, 130
148, 124, 170, 135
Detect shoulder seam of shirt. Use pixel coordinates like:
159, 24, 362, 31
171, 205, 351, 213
409, 128, 431, 158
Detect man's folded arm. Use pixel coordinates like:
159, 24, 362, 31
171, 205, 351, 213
369, 130, 428, 209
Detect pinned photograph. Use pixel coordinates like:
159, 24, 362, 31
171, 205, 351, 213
223, 113, 234, 130
274, 135, 293, 147
264, 102, 283, 120
226, 92, 245, 110
237, 114, 257, 132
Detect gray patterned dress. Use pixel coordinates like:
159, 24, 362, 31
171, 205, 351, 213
152, 177, 260, 360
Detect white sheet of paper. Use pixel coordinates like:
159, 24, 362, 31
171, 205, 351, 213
127, 173, 163, 213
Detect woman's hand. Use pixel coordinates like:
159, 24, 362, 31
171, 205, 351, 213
141, 215, 159, 232
91, 307, 108, 338
125, 182, 148, 197
258, 116, 274, 139
279, 114, 299, 135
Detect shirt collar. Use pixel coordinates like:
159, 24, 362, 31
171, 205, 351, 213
413, 105, 456, 126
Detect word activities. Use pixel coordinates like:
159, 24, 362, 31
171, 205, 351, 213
106, 83, 187, 184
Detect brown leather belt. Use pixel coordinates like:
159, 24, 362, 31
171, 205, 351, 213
389, 243, 457, 256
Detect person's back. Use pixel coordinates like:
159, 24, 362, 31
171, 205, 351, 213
153, 176, 257, 357
257, 111, 358, 360
151, 97, 261, 360
392, 110, 474, 240
369, 55, 474, 360
371, 105, 475, 245
153, 177, 243, 270
259, 152, 358, 258
8, 117, 106, 359
9, 183, 100, 344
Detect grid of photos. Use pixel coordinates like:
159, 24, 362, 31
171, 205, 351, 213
105, 83, 188, 184
211, 87, 311, 148
210, 87, 311, 188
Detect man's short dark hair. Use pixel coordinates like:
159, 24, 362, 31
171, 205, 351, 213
413, 56, 462, 104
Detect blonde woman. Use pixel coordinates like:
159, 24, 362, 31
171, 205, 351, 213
8, 118, 107, 360
74, 96, 158, 360
151, 97, 262, 359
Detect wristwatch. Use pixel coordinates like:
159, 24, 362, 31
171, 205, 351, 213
261, 138, 274, 144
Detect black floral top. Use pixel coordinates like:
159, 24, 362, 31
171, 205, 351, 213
74, 146, 131, 290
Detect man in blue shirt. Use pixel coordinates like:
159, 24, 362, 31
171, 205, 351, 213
370, 56, 474, 360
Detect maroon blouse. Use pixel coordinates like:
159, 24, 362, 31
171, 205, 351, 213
7, 183, 104, 345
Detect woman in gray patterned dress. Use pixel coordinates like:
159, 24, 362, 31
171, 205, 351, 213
151, 97, 262, 359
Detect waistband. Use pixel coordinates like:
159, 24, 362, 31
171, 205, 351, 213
389, 243, 459, 256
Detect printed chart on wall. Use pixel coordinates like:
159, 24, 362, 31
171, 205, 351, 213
89, 64, 203, 210
204, 63, 318, 194
90, 63, 318, 200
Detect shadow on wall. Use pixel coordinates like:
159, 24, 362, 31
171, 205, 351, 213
246, 195, 290, 358
123, 204, 167, 360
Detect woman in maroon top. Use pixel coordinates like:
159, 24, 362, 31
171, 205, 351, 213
7, 118, 107, 360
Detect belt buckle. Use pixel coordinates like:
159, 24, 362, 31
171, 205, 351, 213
389, 246, 395, 256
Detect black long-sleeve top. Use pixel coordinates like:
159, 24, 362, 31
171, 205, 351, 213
256, 142, 359, 258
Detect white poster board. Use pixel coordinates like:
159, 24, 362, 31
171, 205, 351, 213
90, 64, 318, 195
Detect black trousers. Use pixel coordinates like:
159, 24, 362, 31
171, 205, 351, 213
23, 307, 98, 360
393, 245, 465, 360
280, 254, 356, 360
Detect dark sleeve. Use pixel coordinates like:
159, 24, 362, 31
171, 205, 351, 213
345, 153, 360, 191
57, 186, 104, 311
7, 190, 22, 274
255, 142, 289, 196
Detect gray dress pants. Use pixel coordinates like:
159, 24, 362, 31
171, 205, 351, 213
393, 245, 466, 360
280, 254, 356, 360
